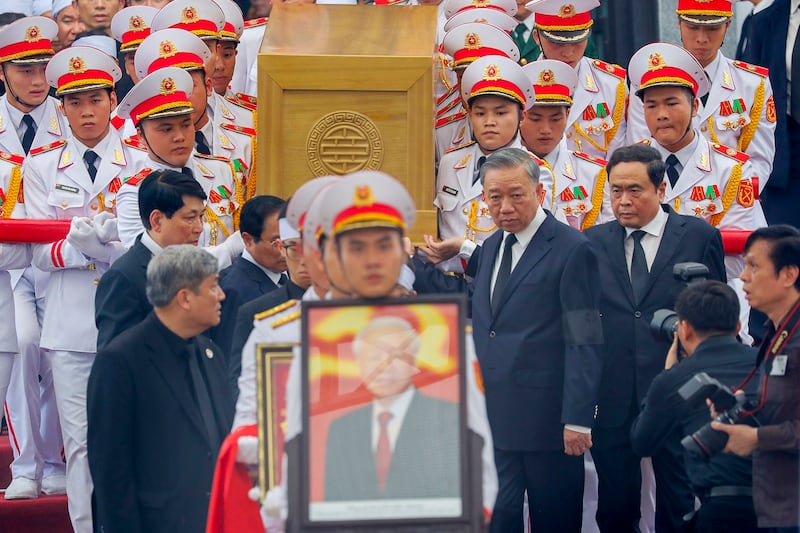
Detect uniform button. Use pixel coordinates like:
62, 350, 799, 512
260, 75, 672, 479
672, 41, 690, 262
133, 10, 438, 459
701, 125, 708, 133
489, 330, 496, 338
90, 204, 98, 210
61, 201, 68, 208
634, 311, 642, 318
566, 132, 573, 139
462, 208, 469, 214
93, 278, 100, 285
520, 58, 528, 66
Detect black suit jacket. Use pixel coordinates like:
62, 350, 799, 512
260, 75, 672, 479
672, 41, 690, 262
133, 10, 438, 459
740, 0, 790, 189
88, 313, 234, 533
214, 258, 282, 360
324, 391, 459, 501
228, 280, 306, 395
95, 237, 153, 351
471, 212, 604, 452
584, 207, 726, 429
630, 335, 757, 493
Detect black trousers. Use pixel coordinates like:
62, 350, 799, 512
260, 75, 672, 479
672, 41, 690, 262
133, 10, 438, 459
593, 420, 695, 533
695, 495, 759, 533
489, 448, 584, 533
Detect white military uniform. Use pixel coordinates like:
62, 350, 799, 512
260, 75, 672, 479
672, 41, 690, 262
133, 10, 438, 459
0, 96, 68, 503
435, 137, 553, 272
650, 134, 765, 343
22, 129, 150, 533
250, 289, 499, 526
564, 57, 628, 160
539, 139, 613, 230
435, 87, 471, 164
210, 92, 255, 131
230, 17, 267, 97
205, 120, 256, 202
628, 52, 777, 193
116, 152, 241, 248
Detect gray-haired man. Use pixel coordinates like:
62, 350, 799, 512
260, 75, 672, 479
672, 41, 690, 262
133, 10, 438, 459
87, 245, 234, 533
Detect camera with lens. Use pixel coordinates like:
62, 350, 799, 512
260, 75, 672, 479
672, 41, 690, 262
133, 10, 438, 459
649, 262, 710, 343
678, 372, 759, 459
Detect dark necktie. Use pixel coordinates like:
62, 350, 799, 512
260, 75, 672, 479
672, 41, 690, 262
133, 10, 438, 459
278, 273, 288, 286
473, 155, 487, 185
630, 230, 649, 304
376, 411, 393, 491
181, 166, 195, 179
792, 19, 800, 123
512, 22, 527, 51
21, 114, 35, 155
491, 233, 517, 315
187, 342, 221, 450
83, 150, 98, 182
195, 131, 211, 155
665, 154, 680, 188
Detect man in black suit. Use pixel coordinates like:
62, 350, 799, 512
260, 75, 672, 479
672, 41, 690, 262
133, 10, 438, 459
324, 316, 459, 501
95, 169, 207, 351
630, 280, 759, 533
88, 245, 234, 533
458, 147, 603, 532
739, 0, 800, 227
215, 195, 286, 354
584, 144, 726, 533
228, 204, 311, 392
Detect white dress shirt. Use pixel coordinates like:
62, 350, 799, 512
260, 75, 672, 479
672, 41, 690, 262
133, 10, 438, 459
624, 207, 669, 275
370, 387, 416, 453
241, 249, 284, 286
489, 207, 546, 294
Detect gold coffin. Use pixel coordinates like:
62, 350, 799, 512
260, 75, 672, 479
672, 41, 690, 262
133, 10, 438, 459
256, 3, 438, 241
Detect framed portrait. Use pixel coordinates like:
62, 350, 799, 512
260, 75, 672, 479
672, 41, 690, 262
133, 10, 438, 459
256, 344, 294, 500
299, 295, 472, 530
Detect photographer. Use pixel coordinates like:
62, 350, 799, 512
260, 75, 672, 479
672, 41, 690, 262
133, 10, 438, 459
710, 225, 800, 532
630, 281, 758, 532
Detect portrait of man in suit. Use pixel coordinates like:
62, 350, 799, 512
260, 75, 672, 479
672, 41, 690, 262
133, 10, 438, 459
323, 315, 460, 503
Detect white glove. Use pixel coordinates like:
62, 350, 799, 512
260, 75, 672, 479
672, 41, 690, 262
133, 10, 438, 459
66, 216, 111, 262
261, 485, 287, 531
236, 435, 259, 466
93, 211, 119, 244
225, 230, 244, 259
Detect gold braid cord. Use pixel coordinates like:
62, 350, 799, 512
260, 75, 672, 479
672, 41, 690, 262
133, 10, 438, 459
2, 166, 21, 218
604, 80, 626, 148
465, 200, 496, 241
247, 111, 258, 201
707, 116, 720, 145
581, 166, 608, 230
230, 160, 244, 231
739, 78, 765, 153
440, 55, 452, 91
205, 205, 232, 245
709, 163, 743, 227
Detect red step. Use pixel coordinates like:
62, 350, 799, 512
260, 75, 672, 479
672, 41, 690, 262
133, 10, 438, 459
0, 429, 71, 533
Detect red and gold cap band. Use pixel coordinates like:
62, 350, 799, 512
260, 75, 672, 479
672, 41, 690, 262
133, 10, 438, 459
333, 203, 405, 235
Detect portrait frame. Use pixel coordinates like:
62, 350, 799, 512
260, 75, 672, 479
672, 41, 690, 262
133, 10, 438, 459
298, 294, 476, 531
256, 344, 295, 501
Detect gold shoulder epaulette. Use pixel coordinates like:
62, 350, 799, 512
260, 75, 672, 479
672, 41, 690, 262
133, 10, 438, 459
254, 299, 298, 321
592, 59, 626, 80
527, 152, 546, 165
123, 136, 147, 151
29, 139, 67, 156
220, 123, 256, 137
574, 151, 608, 167
711, 143, 750, 164
235, 92, 257, 107
445, 140, 476, 154
732, 60, 769, 78
244, 16, 268, 28
194, 152, 230, 162
0, 150, 24, 166
272, 310, 301, 329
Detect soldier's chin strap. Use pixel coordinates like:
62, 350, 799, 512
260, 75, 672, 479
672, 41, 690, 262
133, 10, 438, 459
2, 63, 39, 111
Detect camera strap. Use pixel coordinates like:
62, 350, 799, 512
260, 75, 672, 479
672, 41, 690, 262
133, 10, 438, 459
735, 296, 800, 416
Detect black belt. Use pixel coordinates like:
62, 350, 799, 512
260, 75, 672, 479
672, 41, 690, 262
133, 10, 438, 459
707, 485, 752, 498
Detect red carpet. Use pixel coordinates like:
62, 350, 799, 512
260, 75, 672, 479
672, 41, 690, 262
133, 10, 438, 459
0, 430, 71, 533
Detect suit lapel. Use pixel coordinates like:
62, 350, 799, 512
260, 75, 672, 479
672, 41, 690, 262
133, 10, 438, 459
491, 215, 554, 321
641, 211, 687, 300
606, 223, 636, 306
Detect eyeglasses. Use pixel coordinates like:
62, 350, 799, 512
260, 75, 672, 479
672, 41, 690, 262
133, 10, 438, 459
283, 242, 300, 260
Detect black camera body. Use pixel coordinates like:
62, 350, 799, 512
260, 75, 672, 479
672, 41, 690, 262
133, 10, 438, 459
649, 262, 711, 342
678, 372, 758, 459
